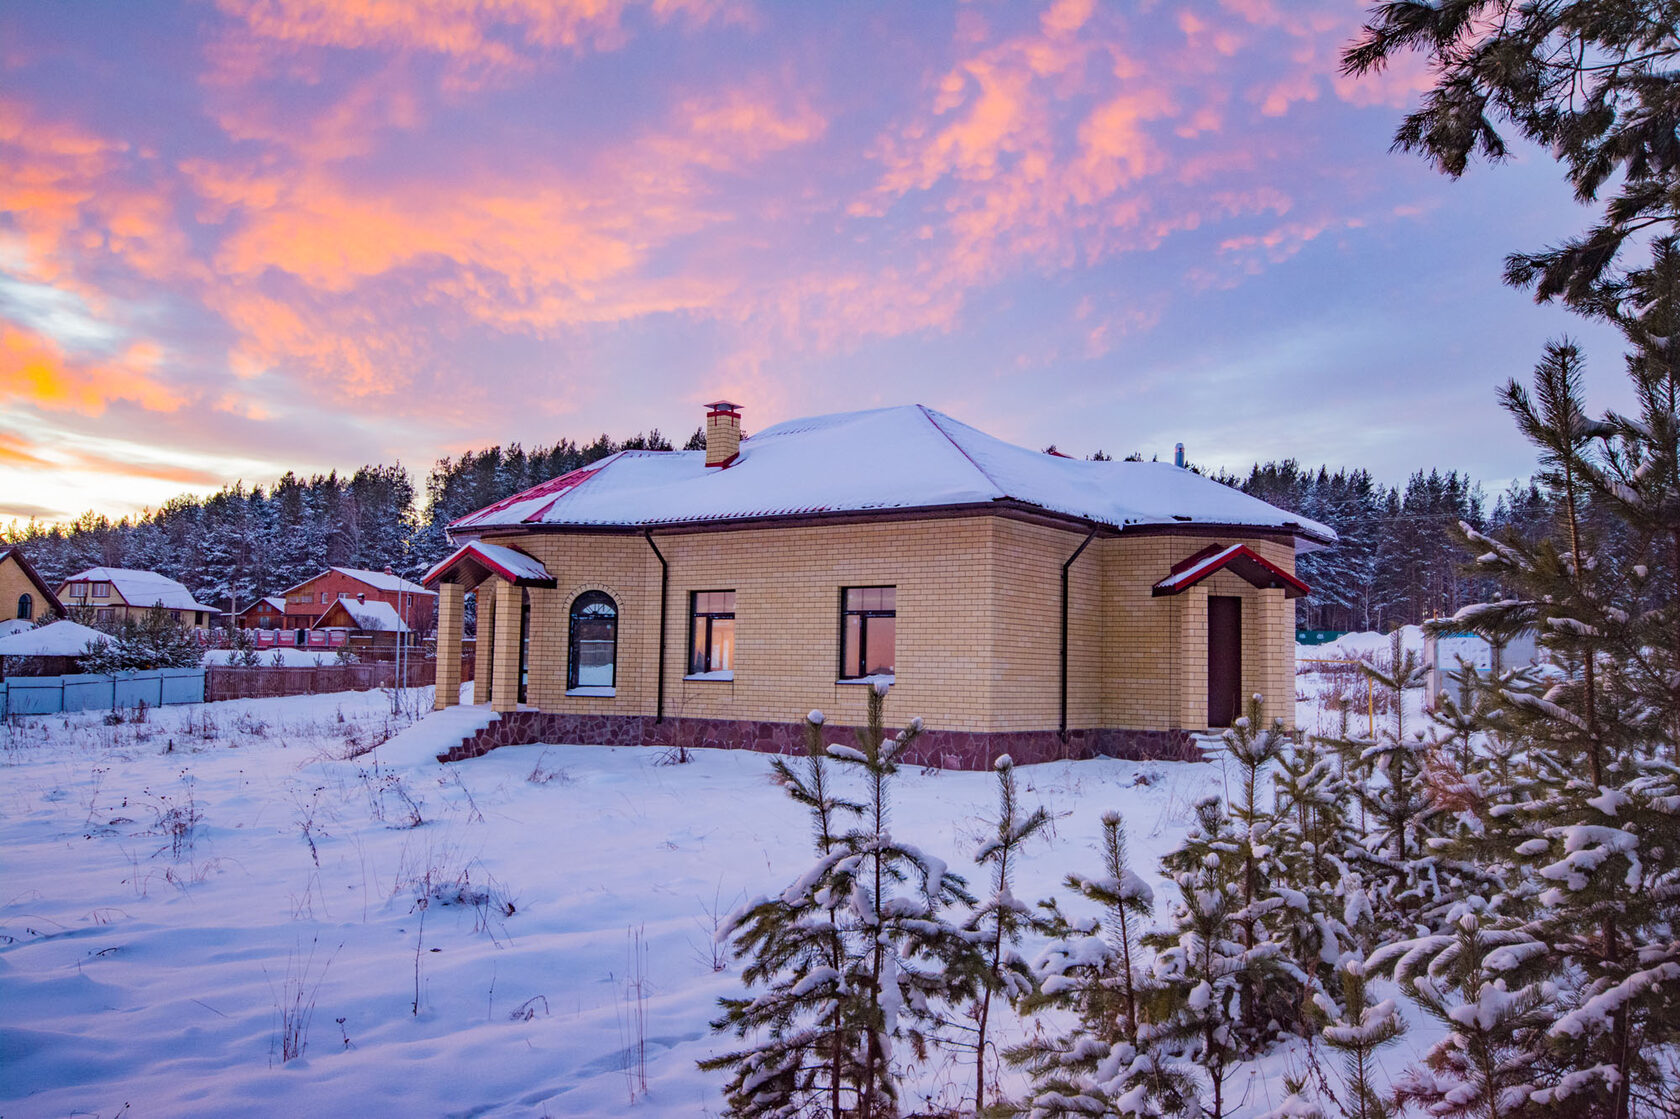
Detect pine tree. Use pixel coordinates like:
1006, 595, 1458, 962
702, 711, 857, 1117
1346, 0, 1680, 312
1007, 810, 1188, 1118
1269, 732, 1369, 1031
1378, 246, 1680, 1118
1215, 696, 1295, 1033
963, 754, 1052, 1114
1316, 959, 1404, 1119
1138, 798, 1272, 1119
1373, 914, 1552, 1119
705, 689, 978, 1118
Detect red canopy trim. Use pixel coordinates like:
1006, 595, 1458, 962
423, 541, 557, 590
1151, 543, 1310, 599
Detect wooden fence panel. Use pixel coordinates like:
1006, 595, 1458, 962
206, 661, 437, 702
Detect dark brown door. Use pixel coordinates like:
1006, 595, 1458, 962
1208, 596, 1242, 728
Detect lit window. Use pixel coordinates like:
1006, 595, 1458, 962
568, 591, 617, 689
840, 586, 895, 679
688, 591, 736, 675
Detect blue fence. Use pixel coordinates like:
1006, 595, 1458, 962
0, 668, 206, 717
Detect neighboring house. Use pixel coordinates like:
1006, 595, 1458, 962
275, 567, 436, 636
0, 547, 65, 634
423, 402, 1333, 767
56, 567, 219, 633
232, 596, 287, 629
314, 595, 415, 650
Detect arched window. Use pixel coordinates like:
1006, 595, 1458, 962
568, 591, 618, 690
16, 593, 32, 620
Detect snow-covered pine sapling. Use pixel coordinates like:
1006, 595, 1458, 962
705, 691, 977, 1119
963, 753, 1051, 1114
1315, 959, 1403, 1119
1217, 694, 1289, 1032
1269, 733, 1366, 1031
1359, 631, 1432, 868
1008, 810, 1189, 1118
824, 682, 980, 1116
1140, 797, 1274, 1119
703, 709, 859, 1118
1373, 911, 1553, 1119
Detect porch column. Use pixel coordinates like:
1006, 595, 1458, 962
489, 579, 522, 713
1256, 588, 1290, 730
1176, 585, 1210, 730
475, 586, 495, 704
434, 582, 463, 710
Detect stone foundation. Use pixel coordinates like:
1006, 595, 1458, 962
436, 710, 1201, 768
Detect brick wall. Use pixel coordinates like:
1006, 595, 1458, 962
465, 515, 1300, 735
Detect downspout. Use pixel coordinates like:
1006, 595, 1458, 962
1060, 528, 1099, 741
643, 530, 668, 723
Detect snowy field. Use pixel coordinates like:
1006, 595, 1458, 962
2, 659, 1431, 1117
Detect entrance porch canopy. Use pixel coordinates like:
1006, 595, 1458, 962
422, 540, 556, 591
1151, 543, 1310, 599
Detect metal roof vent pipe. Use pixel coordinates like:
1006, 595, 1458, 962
1174, 442, 1185, 468
705, 400, 743, 467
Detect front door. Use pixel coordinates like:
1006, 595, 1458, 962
1208, 596, 1242, 728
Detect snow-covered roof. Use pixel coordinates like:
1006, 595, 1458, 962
422, 541, 555, 588
331, 567, 435, 596
316, 598, 409, 633
0, 619, 110, 657
235, 596, 286, 617
450, 405, 1336, 546
58, 567, 221, 613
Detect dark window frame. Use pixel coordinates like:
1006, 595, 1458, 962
687, 590, 736, 675
838, 585, 897, 680
17, 593, 32, 620
567, 590, 619, 690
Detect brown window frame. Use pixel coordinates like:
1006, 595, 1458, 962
567, 590, 618, 690
687, 590, 736, 675
838, 586, 896, 680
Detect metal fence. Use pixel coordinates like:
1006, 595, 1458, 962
0, 668, 207, 717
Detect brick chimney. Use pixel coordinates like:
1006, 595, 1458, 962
705, 400, 742, 467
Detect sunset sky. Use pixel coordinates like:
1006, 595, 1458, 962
0, 0, 1627, 525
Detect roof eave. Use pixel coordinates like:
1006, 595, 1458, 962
447, 499, 1324, 545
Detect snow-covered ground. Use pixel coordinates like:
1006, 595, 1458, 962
201, 647, 342, 667
2, 679, 1436, 1117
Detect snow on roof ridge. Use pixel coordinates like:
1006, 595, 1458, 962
331, 567, 436, 595
449, 452, 626, 529
915, 405, 1009, 500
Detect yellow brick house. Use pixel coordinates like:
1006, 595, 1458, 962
0, 547, 65, 634
423, 403, 1331, 766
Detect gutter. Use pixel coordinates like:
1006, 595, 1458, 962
1060, 528, 1099, 741
643, 530, 668, 723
